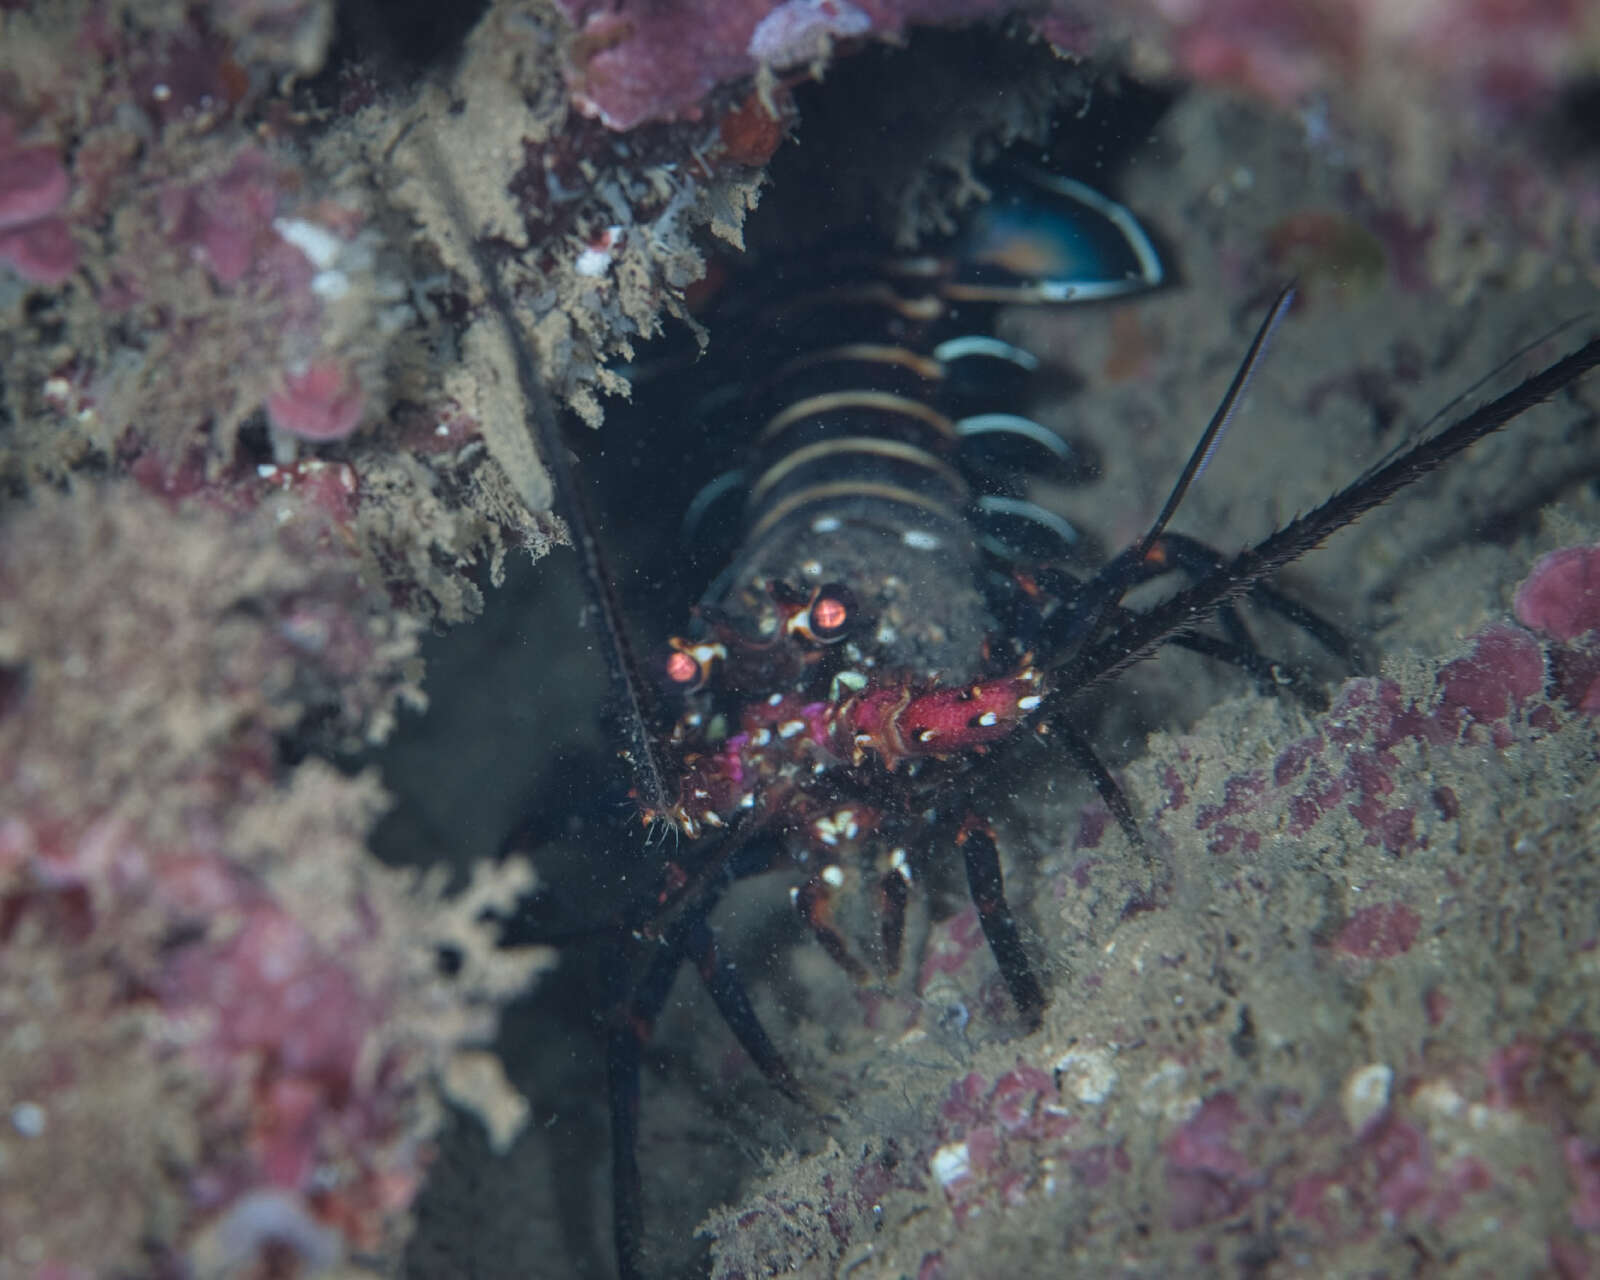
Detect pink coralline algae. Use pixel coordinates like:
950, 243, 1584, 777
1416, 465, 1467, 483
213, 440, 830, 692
711, 596, 1600, 1275
1164, 1092, 1257, 1230
0, 489, 545, 1275
1161, 1056, 1596, 1258
748, 0, 873, 65
918, 904, 987, 991
1516, 544, 1600, 714
1177, 623, 1548, 860
1516, 544, 1600, 640
710, 1056, 1121, 1273
1433, 624, 1546, 727
549, 0, 1597, 146
1516, 545, 1600, 642
1332, 901, 1421, 960
161, 149, 284, 287
7, 815, 419, 1254
267, 360, 367, 441
1288, 1113, 1494, 1234
1041, 0, 1598, 293
555, 0, 1015, 129
1280, 1035, 1600, 1253
0, 118, 77, 285
1566, 1138, 1600, 1232
1042, 0, 1591, 134
930, 1064, 1102, 1226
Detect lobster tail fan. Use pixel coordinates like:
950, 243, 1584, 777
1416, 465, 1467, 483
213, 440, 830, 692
938, 170, 1165, 304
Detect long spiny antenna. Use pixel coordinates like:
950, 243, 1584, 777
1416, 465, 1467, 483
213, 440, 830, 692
1045, 283, 1298, 663
418, 135, 674, 822
1058, 334, 1600, 699
1132, 283, 1296, 561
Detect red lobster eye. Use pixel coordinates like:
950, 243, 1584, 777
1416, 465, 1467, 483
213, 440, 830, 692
807, 584, 855, 643
662, 637, 724, 692
665, 650, 702, 687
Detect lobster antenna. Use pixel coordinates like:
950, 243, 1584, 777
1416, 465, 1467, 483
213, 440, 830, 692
1134, 282, 1296, 561
1049, 283, 1296, 662
1060, 332, 1600, 698
418, 134, 673, 822
1369, 312, 1589, 475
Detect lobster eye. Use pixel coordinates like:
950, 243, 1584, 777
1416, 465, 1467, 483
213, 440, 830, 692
665, 650, 702, 687
663, 638, 725, 693
808, 585, 855, 643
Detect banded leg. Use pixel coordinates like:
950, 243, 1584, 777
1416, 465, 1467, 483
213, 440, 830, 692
1116, 529, 1356, 710
1046, 284, 1299, 660
795, 849, 915, 984
958, 819, 1047, 1032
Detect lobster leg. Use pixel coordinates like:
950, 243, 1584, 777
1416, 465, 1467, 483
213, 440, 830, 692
609, 868, 804, 1279
1058, 334, 1600, 704
1040, 528, 1352, 675
1013, 563, 1332, 710
1055, 723, 1145, 852
793, 872, 872, 983
797, 853, 914, 983
958, 819, 1047, 1031
1146, 530, 1355, 663
1165, 629, 1329, 710
1047, 285, 1299, 661
877, 854, 912, 978
1053, 640, 1319, 861
684, 913, 809, 1107
607, 929, 683, 1280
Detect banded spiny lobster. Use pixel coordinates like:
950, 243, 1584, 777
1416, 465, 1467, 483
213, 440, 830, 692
435, 146, 1600, 1277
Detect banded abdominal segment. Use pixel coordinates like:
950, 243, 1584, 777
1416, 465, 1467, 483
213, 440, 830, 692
675, 168, 1163, 698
